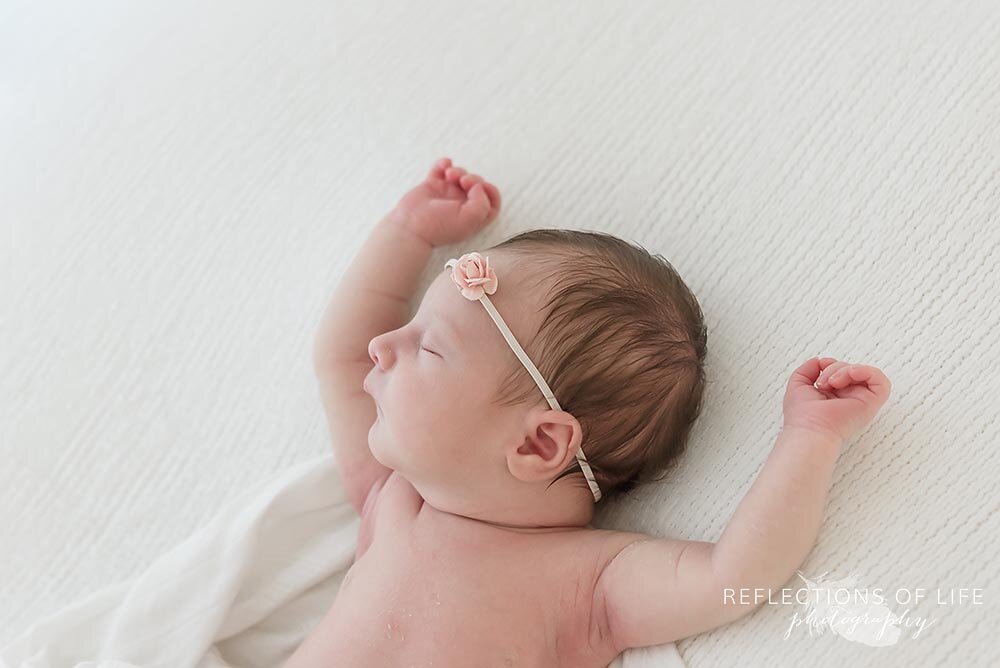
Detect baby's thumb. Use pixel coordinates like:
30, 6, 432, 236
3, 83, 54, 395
468, 183, 490, 219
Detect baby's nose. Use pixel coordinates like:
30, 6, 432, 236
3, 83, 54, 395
368, 337, 388, 369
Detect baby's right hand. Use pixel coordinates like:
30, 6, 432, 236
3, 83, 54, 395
390, 157, 502, 248
782, 356, 892, 444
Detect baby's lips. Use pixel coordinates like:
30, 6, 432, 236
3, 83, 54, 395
363, 373, 379, 399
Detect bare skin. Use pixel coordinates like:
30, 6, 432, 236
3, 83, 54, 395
283, 470, 641, 668
295, 158, 893, 666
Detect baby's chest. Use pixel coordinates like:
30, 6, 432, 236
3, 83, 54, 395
329, 504, 615, 666
341, 528, 562, 657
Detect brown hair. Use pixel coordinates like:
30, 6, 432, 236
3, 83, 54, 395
487, 229, 708, 503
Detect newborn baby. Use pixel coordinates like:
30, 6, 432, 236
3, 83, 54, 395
289, 158, 891, 667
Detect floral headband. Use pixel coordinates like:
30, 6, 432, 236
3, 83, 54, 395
444, 251, 602, 502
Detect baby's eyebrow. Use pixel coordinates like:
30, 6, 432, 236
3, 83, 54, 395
425, 274, 460, 352
438, 302, 464, 353
433, 312, 460, 353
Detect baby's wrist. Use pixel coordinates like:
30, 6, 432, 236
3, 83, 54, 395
778, 424, 845, 449
381, 208, 434, 250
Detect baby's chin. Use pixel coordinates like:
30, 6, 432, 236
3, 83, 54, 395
368, 411, 404, 471
367, 410, 385, 453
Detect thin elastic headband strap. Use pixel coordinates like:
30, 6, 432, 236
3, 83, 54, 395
445, 257, 602, 502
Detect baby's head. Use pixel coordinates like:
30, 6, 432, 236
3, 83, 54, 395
365, 229, 707, 517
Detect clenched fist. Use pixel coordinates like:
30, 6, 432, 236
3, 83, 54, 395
782, 356, 892, 444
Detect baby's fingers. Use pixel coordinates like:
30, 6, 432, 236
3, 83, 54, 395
458, 183, 492, 225
816, 360, 850, 389
459, 174, 501, 213
459, 173, 484, 190
445, 166, 467, 183
428, 157, 452, 180
828, 364, 892, 397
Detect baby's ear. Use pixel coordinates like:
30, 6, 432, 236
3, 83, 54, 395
508, 410, 583, 483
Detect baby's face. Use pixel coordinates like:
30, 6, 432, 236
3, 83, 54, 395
365, 252, 544, 499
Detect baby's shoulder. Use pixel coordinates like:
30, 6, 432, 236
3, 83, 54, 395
563, 526, 659, 573
546, 527, 659, 664
558, 527, 662, 621
547, 527, 661, 613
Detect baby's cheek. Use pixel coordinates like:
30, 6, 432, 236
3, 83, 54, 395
408, 376, 479, 440
407, 395, 454, 442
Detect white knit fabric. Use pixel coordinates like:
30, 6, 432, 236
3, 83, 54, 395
2, 0, 998, 666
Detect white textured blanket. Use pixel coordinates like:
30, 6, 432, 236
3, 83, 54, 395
2, 0, 998, 666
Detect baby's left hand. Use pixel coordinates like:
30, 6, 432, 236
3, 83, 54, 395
391, 157, 502, 248
782, 356, 892, 443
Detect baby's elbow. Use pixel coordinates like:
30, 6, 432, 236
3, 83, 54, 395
716, 574, 792, 624
713, 557, 803, 619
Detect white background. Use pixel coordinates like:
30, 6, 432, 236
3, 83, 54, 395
2, 0, 998, 665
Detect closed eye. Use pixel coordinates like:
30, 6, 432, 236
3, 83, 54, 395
421, 346, 442, 358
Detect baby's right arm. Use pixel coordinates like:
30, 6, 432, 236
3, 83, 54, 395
591, 357, 891, 652
313, 214, 433, 515
312, 157, 500, 515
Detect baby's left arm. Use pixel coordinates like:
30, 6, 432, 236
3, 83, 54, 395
592, 357, 891, 652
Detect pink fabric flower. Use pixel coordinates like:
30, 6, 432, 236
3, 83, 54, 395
449, 251, 498, 300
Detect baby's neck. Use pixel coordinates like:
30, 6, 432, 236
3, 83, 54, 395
464, 515, 590, 533
423, 480, 596, 533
